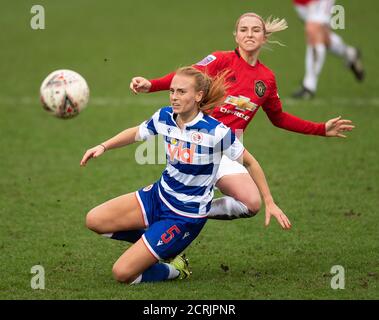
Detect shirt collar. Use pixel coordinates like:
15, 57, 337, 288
235, 47, 260, 68
172, 109, 204, 128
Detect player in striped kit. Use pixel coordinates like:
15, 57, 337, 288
80, 67, 290, 284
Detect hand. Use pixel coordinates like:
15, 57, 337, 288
325, 116, 355, 138
265, 203, 292, 230
129, 77, 152, 94
80, 145, 106, 166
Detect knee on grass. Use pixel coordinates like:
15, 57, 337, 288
85, 209, 104, 233
112, 264, 137, 284
243, 198, 261, 217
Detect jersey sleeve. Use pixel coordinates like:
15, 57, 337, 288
262, 76, 326, 136
215, 125, 245, 161
138, 109, 160, 141
149, 51, 226, 92
149, 72, 175, 92
193, 51, 226, 77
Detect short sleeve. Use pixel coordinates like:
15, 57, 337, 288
138, 110, 160, 141
215, 126, 245, 161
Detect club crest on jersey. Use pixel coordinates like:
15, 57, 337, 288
195, 54, 216, 66
254, 80, 266, 98
143, 184, 153, 192
224, 95, 258, 111
191, 132, 203, 144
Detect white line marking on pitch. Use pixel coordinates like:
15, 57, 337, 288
1, 96, 379, 107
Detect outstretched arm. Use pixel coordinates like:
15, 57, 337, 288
80, 126, 140, 166
325, 116, 355, 138
130, 73, 176, 94
129, 77, 152, 94
266, 108, 355, 137
262, 76, 354, 137
239, 150, 291, 229
265, 108, 327, 136
129, 52, 224, 94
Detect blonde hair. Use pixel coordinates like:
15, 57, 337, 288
234, 12, 288, 46
175, 67, 227, 113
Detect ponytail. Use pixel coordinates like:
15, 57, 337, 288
264, 15, 288, 36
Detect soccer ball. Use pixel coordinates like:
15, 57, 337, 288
40, 69, 90, 119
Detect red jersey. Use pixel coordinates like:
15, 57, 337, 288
293, 0, 317, 6
149, 49, 325, 136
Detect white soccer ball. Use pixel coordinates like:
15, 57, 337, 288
40, 69, 90, 119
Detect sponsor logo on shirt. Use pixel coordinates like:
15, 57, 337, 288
219, 107, 251, 121
168, 141, 196, 164
195, 54, 217, 66
224, 95, 258, 111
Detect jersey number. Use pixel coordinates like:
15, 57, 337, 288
161, 225, 181, 244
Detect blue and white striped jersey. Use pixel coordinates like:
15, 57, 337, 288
138, 107, 244, 218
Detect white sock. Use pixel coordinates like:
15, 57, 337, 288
345, 46, 358, 64
129, 263, 179, 285
102, 233, 113, 238
303, 44, 326, 92
207, 196, 250, 220
329, 32, 358, 67
329, 32, 347, 57
130, 274, 142, 284
165, 263, 180, 279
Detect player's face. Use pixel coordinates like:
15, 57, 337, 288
170, 75, 203, 115
235, 16, 266, 53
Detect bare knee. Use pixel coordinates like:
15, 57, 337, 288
112, 264, 136, 284
305, 22, 324, 45
232, 191, 261, 216
226, 196, 261, 218
242, 197, 261, 217
85, 209, 102, 233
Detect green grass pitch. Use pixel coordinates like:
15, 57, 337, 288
0, 0, 378, 299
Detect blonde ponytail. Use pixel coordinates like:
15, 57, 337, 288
264, 15, 288, 37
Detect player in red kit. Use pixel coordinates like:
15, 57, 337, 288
292, 0, 364, 99
127, 12, 354, 224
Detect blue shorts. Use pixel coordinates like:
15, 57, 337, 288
136, 182, 207, 260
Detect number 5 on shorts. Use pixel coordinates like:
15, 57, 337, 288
161, 225, 181, 244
